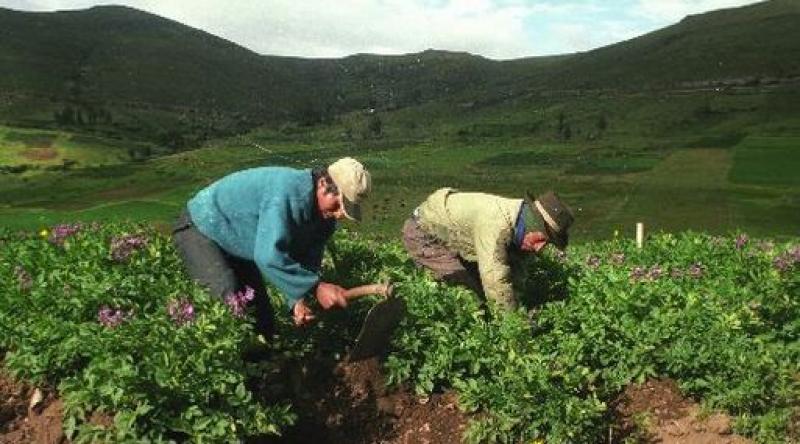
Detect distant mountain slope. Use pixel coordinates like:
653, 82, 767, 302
0, 5, 331, 116
502, 0, 800, 91
0, 0, 797, 135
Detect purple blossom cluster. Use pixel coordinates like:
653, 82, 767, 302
735, 234, 749, 250
709, 236, 726, 247
688, 262, 705, 279
585, 255, 601, 269
49, 223, 83, 245
167, 298, 195, 326
97, 305, 132, 328
110, 233, 149, 262
773, 246, 800, 273
756, 240, 775, 253
630, 263, 705, 282
225, 286, 255, 318
14, 265, 32, 292
609, 252, 626, 265
647, 265, 663, 280
630, 265, 663, 281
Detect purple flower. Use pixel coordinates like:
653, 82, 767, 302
14, 266, 32, 292
225, 286, 255, 318
773, 255, 791, 273
630, 266, 646, 280
790, 246, 800, 262
97, 305, 131, 328
48, 223, 82, 245
772, 248, 798, 274
647, 265, 663, 280
110, 233, 149, 262
585, 255, 601, 269
756, 240, 775, 253
609, 253, 625, 265
688, 263, 705, 279
735, 234, 749, 250
167, 298, 195, 326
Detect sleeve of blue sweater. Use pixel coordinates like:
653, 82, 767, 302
253, 195, 320, 310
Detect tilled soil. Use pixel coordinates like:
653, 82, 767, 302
612, 378, 754, 444
251, 357, 468, 444
0, 369, 64, 444
1, 362, 767, 444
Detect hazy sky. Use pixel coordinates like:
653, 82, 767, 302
1, 0, 761, 59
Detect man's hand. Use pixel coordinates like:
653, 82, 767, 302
315, 281, 347, 310
293, 299, 316, 326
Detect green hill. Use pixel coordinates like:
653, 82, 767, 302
1, 1, 798, 142
0, 1, 798, 240
500, 0, 800, 92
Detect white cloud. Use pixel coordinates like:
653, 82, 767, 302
549, 20, 647, 54
633, 0, 759, 23
172, 0, 537, 59
0, 0, 763, 59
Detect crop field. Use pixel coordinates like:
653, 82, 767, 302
2, 125, 798, 242
1, 99, 797, 442
0, 126, 152, 171
0, 222, 797, 442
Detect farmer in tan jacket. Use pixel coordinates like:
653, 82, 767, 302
402, 188, 574, 311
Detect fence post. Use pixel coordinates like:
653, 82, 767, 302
636, 222, 644, 249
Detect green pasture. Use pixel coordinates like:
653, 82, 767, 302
0, 125, 147, 169
730, 136, 800, 186
1, 125, 798, 242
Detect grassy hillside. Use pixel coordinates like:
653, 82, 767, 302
1, 0, 798, 143
1, 103, 798, 242
500, 0, 800, 92
0, 1, 798, 240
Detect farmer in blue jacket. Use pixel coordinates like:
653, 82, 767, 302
173, 157, 372, 337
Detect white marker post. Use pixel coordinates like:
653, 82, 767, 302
636, 222, 644, 249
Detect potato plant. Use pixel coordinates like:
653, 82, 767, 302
1, 223, 798, 443
331, 231, 799, 443
0, 223, 294, 442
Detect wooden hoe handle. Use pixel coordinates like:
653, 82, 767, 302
343, 283, 392, 301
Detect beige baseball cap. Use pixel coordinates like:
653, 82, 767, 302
328, 157, 371, 222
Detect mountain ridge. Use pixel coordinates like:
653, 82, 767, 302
0, 1, 797, 143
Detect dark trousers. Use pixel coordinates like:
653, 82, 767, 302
401, 217, 485, 299
172, 210, 275, 338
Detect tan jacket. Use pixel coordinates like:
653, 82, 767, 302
417, 188, 524, 309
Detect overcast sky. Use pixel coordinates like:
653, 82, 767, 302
1, 0, 761, 60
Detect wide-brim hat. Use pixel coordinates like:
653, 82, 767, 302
328, 157, 371, 222
525, 191, 574, 250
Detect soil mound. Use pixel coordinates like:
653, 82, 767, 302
613, 378, 753, 444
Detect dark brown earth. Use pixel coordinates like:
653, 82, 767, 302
20, 147, 57, 161
250, 357, 469, 444
0, 363, 766, 444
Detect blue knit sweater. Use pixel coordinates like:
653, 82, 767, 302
187, 167, 335, 309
